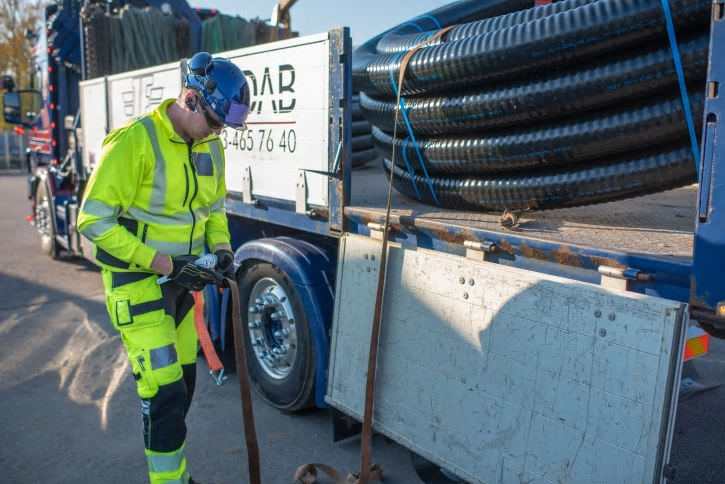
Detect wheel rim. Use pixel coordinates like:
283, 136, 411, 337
246, 277, 298, 379
36, 194, 51, 237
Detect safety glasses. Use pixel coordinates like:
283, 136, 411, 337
197, 99, 225, 130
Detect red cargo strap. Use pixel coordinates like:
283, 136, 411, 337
192, 291, 223, 374
193, 285, 262, 484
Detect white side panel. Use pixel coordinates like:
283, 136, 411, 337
79, 77, 107, 173
78, 33, 331, 208
106, 61, 182, 130
222, 37, 330, 206
327, 234, 686, 484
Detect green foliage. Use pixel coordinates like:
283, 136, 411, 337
0, 0, 42, 90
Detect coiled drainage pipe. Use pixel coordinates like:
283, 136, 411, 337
353, 0, 711, 211
351, 93, 378, 168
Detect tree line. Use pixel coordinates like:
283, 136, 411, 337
1, 0, 42, 90
0, 0, 41, 131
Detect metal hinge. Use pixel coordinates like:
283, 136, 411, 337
464, 240, 497, 261
296, 171, 307, 214
367, 222, 389, 241
663, 463, 677, 480
598, 265, 652, 291
242, 166, 255, 205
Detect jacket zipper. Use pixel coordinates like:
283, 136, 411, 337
182, 165, 190, 207
187, 144, 199, 254
141, 224, 149, 243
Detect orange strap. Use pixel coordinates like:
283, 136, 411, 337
357, 25, 457, 484
192, 291, 224, 373
193, 285, 262, 483
227, 279, 262, 484
294, 463, 384, 484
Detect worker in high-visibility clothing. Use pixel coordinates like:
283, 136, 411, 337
77, 52, 251, 484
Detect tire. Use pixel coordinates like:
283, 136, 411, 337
698, 322, 725, 339
238, 261, 316, 411
35, 181, 60, 259
410, 452, 468, 484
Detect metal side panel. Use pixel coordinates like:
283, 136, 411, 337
326, 234, 687, 484
78, 76, 107, 173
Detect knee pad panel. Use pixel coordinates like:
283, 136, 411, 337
142, 378, 187, 452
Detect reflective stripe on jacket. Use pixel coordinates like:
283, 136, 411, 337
77, 98, 230, 273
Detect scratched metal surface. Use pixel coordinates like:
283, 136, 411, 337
349, 161, 697, 258
327, 234, 686, 484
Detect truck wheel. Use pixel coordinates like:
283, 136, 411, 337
238, 262, 316, 411
410, 452, 468, 484
35, 181, 60, 259
698, 322, 725, 339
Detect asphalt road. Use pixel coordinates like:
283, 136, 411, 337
0, 170, 724, 484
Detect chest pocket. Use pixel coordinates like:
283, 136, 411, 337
193, 152, 214, 176
192, 151, 218, 206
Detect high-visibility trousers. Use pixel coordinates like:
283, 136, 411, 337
102, 269, 200, 484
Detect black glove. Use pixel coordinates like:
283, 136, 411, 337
169, 255, 223, 291
214, 248, 236, 284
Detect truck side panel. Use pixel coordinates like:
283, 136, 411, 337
692, 3, 725, 317
327, 234, 686, 484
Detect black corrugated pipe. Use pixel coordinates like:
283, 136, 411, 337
359, 35, 708, 135
373, 0, 598, 55
383, 145, 697, 211
352, 0, 710, 211
372, 91, 704, 175
355, 0, 710, 96
351, 93, 377, 168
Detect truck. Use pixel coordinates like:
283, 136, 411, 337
3, 0, 723, 482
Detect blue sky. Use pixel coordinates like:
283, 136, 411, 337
190, 0, 451, 46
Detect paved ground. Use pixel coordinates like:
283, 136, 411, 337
0, 170, 724, 484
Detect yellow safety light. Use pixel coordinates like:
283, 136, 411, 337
717, 302, 725, 318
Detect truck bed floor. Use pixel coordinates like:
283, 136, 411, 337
348, 161, 696, 259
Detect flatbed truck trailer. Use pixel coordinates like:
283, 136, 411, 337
4, 1, 725, 482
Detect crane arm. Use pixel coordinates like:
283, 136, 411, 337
272, 0, 299, 31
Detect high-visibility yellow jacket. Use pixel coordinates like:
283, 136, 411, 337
78, 98, 230, 273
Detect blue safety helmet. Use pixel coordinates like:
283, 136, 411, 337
184, 52, 251, 131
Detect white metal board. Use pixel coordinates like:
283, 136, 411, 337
78, 33, 331, 208
106, 61, 182, 130
326, 234, 686, 484
222, 36, 330, 206
78, 77, 107, 172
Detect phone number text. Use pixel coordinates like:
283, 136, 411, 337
220, 128, 297, 153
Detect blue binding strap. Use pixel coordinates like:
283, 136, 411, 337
401, 137, 423, 201
660, 0, 701, 176
388, 46, 442, 207
400, 22, 424, 33
419, 15, 442, 30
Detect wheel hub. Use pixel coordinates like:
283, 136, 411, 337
36, 198, 50, 236
247, 277, 297, 379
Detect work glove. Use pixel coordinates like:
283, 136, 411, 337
169, 255, 223, 291
214, 248, 236, 285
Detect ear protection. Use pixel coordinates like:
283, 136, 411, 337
185, 97, 198, 113
187, 52, 218, 93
